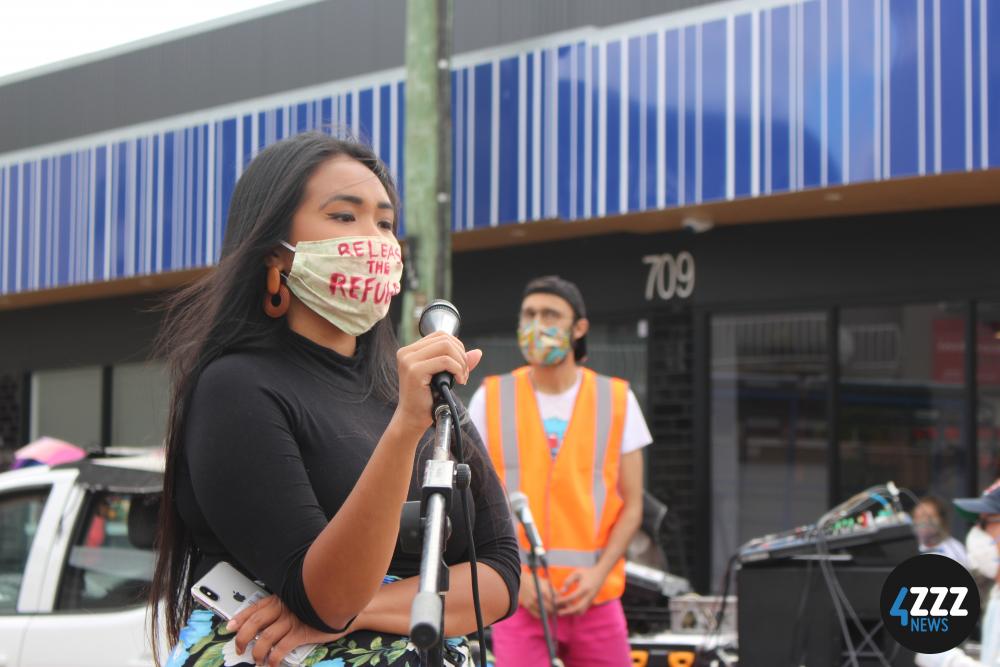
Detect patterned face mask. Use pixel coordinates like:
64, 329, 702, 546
914, 519, 944, 545
281, 235, 403, 336
518, 320, 572, 366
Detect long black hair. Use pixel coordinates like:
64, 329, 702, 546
149, 132, 401, 662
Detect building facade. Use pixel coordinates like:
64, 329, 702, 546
2, 0, 999, 591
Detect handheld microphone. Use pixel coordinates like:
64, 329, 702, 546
418, 299, 461, 392
508, 491, 546, 557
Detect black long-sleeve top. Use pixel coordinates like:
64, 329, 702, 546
174, 325, 520, 632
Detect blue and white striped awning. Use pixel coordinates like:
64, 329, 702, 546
1, 0, 998, 295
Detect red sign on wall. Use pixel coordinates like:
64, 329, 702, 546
933, 319, 1000, 386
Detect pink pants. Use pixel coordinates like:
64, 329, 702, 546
491, 599, 632, 667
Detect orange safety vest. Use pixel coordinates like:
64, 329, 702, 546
482, 366, 629, 605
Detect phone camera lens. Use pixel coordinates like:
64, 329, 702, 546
199, 586, 219, 602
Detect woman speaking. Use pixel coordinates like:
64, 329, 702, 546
149, 132, 520, 667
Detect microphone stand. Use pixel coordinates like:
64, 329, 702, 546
526, 546, 562, 667
410, 401, 470, 667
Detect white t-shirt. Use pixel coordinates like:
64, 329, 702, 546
467, 371, 653, 459
919, 536, 971, 569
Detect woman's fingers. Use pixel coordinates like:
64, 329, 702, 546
267, 638, 293, 667
400, 333, 469, 380
251, 616, 291, 665
466, 349, 483, 376
412, 356, 467, 386
420, 335, 468, 370
227, 595, 260, 632
399, 331, 457, 358
233, 597, 281, 654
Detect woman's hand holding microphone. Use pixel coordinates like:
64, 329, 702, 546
393, 331, 482, 435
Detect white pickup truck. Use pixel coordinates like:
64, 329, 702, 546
0, 453, 165, 667
0, 453, 716, 667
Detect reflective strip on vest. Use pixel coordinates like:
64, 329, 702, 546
593, 375, 612, 537
520, 548, 600, 569
499, 373, 520, 494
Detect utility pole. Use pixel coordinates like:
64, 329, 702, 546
399, 0, 452, 344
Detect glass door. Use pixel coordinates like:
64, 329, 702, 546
710, 311, 829, 587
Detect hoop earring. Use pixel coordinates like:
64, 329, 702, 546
263, 266, 290, 318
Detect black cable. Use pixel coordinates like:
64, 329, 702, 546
714, 554, 736, 642
440, 384, 487, 667
814, 526, 861, 667
786, 558, 815, 666
695, 552, 737, 663
668, 512, 692, 583
540, 557, 560, 648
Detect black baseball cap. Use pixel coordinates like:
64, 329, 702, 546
522, 275, 588, 361
954, 479, 1000, 521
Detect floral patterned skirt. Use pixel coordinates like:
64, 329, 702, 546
165, 609, 474, 667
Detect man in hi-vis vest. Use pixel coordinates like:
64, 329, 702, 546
468, 276, 650, 667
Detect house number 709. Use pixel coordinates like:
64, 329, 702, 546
642, 252, 695, 301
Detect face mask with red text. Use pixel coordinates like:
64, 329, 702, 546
281, 236, 402, 336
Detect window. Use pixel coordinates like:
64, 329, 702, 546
705, 301, 992, 589
977, 302, 1000, 485
710, 311, 830, 587
0, 488, 50, 613
838, 304, 967, 516
111, 362, 169, 448
25, 361, 169, 456
30, 367, 103, 450
56, 492, 158, 611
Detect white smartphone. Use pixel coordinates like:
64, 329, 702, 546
191, 561, 319, 666
191, 561, 266, 620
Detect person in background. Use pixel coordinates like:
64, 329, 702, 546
915, 480, 1000, 667
914, 495, 970, 568
468, 275, 651, 667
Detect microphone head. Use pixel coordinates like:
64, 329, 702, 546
418, 299, 461, 337
508, 491, 529, 514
